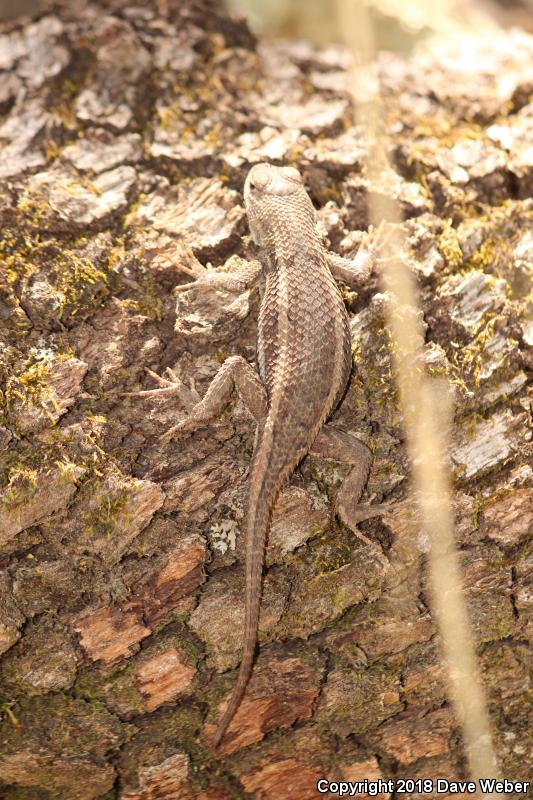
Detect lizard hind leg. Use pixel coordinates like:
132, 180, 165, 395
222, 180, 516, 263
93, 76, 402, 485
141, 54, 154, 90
310, 425, 392, 562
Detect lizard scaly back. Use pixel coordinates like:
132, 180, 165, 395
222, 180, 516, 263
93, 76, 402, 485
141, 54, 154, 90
213, 164, 352, 748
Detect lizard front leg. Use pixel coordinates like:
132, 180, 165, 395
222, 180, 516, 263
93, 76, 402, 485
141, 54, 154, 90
326, 222, 394, 289
174, 256, 263, 296
128, 355, 267, 442
310, 424, 391, 561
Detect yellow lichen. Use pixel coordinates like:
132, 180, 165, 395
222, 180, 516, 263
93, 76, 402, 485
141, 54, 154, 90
438, 219, 463, 269
1, 466, 39, 509
119, 294, 162, 322
203, 122, 223, 147
3, 359, 59, 425
0, 227, 43, 284
83, 489, 131, 540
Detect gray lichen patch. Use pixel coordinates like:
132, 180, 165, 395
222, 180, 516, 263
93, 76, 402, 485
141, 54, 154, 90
129, 177, 246, 262
450, 409, 525, 481
63, 130, 143, 174
74, 15, 151, 130
437, 270, 508, 337
24, 164, 137, 229
260, 94, 349, 136
0, 15, 70, 89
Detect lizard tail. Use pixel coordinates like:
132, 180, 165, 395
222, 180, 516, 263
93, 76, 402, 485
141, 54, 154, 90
212, 481, 271, 750
213, 410, 316, 749
213, 420, 300, 750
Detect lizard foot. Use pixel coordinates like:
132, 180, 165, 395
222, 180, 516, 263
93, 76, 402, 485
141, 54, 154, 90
326, 221, 398, 287
122, 367, 201, 442
123, 367, 200, 402
339, 501, 395, 567
348, 501, 394, 525
366, 220, 403, 264
125, 355, 267, 444
310, 425, 394, 566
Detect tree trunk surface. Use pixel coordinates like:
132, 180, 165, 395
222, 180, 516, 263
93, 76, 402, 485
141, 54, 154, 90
0, 2, 531, 798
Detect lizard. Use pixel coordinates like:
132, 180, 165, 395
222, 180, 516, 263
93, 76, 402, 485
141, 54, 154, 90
130, 163, 391, 751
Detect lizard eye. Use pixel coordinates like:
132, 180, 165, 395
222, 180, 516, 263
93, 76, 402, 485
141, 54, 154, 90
248, 164, 271, 191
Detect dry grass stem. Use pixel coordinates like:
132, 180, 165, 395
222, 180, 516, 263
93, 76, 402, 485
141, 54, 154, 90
335, 0, 502, 790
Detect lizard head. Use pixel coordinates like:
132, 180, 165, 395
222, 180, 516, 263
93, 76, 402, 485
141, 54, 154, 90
244, 163, 316, 251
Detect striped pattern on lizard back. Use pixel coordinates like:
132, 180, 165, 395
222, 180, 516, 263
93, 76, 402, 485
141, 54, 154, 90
212, 163, 352, 749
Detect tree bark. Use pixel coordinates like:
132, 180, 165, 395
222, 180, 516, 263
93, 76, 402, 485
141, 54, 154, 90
0, 2, 531, 798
